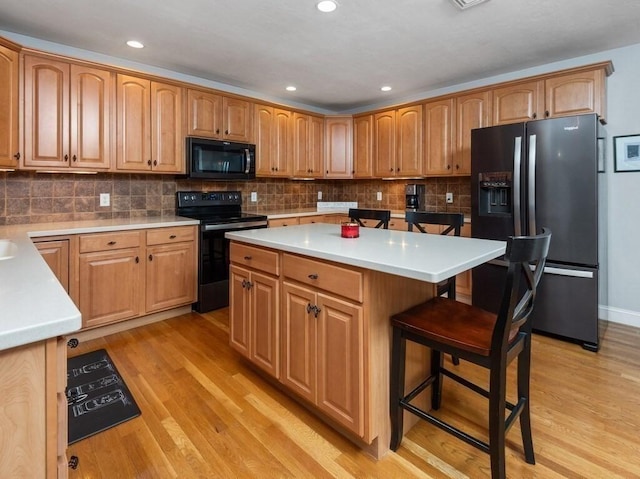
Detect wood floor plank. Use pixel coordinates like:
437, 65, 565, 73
68, 313, 640, 478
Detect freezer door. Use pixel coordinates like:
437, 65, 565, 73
525, 114, 599, 265
531, 264, 599, 350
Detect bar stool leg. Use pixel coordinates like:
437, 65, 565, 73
390, 327, 406, 451
430, 349, 444, 410
489, 363, 508, 479
518, 336, 536, 464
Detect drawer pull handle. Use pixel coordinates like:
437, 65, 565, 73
308, 273, 319, 280
67, 338, 79, 348
107, 241, 116, 245
244, 255, 252, 260
69, 456, 79, 470
169, 235, 177, 239
149, 254, 153, 261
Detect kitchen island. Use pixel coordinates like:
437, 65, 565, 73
226, 223, 505, 458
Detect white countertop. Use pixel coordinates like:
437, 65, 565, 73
0, 216, 199, 352
226, 223, 504, 283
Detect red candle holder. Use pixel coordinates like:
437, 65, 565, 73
341, 222, 360, 238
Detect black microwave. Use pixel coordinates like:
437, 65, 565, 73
186, 137, 256, 180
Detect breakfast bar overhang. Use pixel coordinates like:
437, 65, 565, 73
226, 223, 506, 458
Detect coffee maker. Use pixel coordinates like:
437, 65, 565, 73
405, 184, 425, 211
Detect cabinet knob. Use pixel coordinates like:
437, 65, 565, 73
135, 256, 140, 263
216, 129, 220, 134
455, 164, 460, 170
532, 112, 537, 119
13, 152, 20, 160
389, 168, 393, 172
64, 154, 69, 161
153, 160, 157, 166
147, 160, 152, 166
72, 154, 77, 162
447, 164, 451, 170
244, 255, 252, 260
396, 167, 400, 172
308, 273, 319, 280
545, 110, 550, 117
68, 456, 79, 470
169, 234, 177, 239
148, 254, 153, 261
326, 170, 329, 174
67, 338, 79, 348
225, 130, 229, 135
107, 241, 117, 245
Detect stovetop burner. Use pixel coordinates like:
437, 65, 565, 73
176, 190, 267, 225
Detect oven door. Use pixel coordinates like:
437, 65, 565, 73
196, 221, 267, 313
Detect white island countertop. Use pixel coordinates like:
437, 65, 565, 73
226, 223, 505, 283
0, 216, 199, 352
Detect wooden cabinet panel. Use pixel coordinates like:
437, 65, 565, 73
544, 69, 605, 120
146, 225, 195, 245
34, 239, 70, 292
424, 98, 455, 175
268, 217, 299, 228
281, 281, 317, 403
353, 114, 374, 178
79, 230, 141, 253
373, 110, 395, 177
274, 108, 293, 177
324, 116, 353, 178
230, 242, 280, 276
0, 44, 19, 168
396, 105, 423, 176
145, 241, 196, 313
230, 265, 251, 357
298, 215, 328, 225
186, 89, 222, 138
316, 293, 364, 436
254, 104, 292, 177
455, 90, 492, 175
250, 271, 280, 378
222, 97, 253, 142
292, 113, 324, 178
116, 74, 151, 171
493, 80, 543, 125
151, 82, 183, 172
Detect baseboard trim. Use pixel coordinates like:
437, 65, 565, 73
70, 306, 193, 342
601, 305, 640, 329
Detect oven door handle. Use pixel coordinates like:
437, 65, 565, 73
244, 148, 251, 174
203, 221, 268, 231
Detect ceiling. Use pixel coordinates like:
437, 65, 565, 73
2, 0, 640, 112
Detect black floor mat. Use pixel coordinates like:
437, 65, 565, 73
67, 349, 141, 444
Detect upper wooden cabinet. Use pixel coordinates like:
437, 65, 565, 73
493, 64, 611, 125
353, 114, 374, 178
373, 105, 422, 177
255, 104, 292, 177
116, 74, 184, 173
186, 89, 253, 142
324, 115, 353, 179
0, 43, 19, 169
455, 90, 492, 176
22, 55, 113, 171
423, 98, 455, 175
292, 112, 324, 178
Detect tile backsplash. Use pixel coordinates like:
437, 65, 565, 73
0, 172, 470, 225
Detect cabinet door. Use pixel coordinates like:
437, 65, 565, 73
229, 265, 251, 357
69, 64, 112, 169
223, 97, 253, 142
34, 239, 70, 292
23, 56, 69, 168
116, 74, 151, 171
281, 281, 316, 403
145, 241, 196, 313
544, 69, 604, 119
455, 90, 492, 175
0, 44, 19, 168
396, 105, 422, 176
316, 293, 364, 437
424, 98, 455, 175
353, 114, 373, 178
250, 271, 280, 378
493, 80, 543, 125
292, 112, 311, 177
79, 247, 143, 328
324, 116, 353, 179
309, 115, 324, 178
273, 108, 293, 176
151, 82, 183, 173
254, 104, 275, 176
187, 89, 222, 138
373, 110, 396, 177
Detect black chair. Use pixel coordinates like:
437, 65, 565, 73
348, 208, 391, 229
390, 228, 551, 479
405, 211, 465, 299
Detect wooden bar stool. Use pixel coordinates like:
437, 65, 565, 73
348, 208, 391, 229
389, 228, 551, 479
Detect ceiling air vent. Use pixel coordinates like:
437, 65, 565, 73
449, 0, 490, 10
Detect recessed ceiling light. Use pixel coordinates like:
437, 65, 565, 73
286, 86, 297, 92
381, 86, 392, 92
449, 0, 490, 10
126, 40, 144, 49
317, 1, 338, 13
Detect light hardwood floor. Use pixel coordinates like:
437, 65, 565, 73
68, 310, 640, 478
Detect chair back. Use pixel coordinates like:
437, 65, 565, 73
405, 211, 464, 236
348, 208, 391, 229
493, 228, 552, 356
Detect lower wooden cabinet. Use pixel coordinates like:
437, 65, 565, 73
0, 337, 68, 479
34, 237, 70, 292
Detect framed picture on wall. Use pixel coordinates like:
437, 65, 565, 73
614, 134, 640, 172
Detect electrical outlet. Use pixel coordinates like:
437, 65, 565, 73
99, 193, 110, 207
376, 191, 382, 201
318, 191, 323, 200
250, 192, 258, 202
446, 192, 453, 204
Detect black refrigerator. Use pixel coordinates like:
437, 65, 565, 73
470, 113, 607, 351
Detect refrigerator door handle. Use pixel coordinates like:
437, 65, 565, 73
542, 266, 594, 279
528, 134, 537, 235
513, 136, 523, 236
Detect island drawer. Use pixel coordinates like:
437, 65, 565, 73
146, 226, 195, 245
282, 253, 363, 303
79, 231, 141, 253
230, 243, 279, 276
